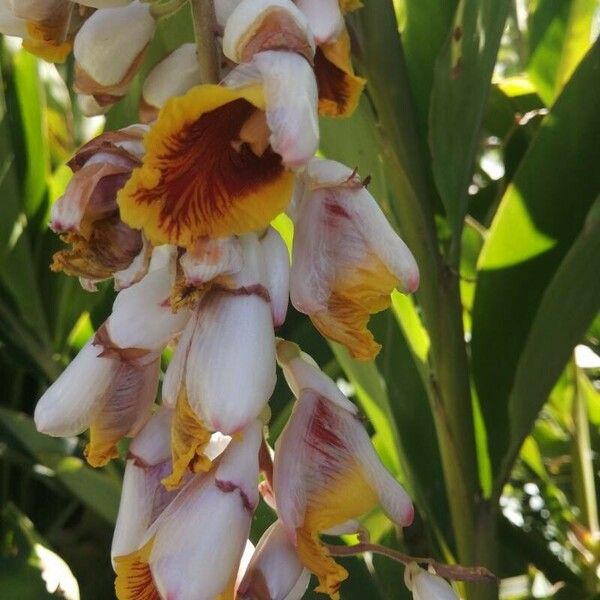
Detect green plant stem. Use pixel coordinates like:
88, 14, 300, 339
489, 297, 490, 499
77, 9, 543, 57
189, 0, 220, 84
355, 5, 494, 598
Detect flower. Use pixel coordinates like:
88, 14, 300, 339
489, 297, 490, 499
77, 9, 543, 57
9, 0, 73, 62
114, 419, 262, 600
237, 519, 311, 600
117, 83, 295, 246
273, 340, 414, 599
140, 44, 203, 123
35, 252, 190, 466
161, 232, 284, 489
289, 158, 419, 360
73, 1, 155, 108
50, 125, 152, 290
404, 563, 459, 600
0, 0, 27, 38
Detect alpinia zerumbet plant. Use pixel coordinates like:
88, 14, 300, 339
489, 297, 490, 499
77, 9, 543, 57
4, 0, 499, 597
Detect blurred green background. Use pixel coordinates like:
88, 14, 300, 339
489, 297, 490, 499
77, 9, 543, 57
1, 0, 600, 598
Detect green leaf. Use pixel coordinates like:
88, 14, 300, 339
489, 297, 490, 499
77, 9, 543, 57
501, 197, 600, 489
528, 0, 597, 106
429, 0, 511, 240
471, 40, 600, 489
0, 408, 121, 524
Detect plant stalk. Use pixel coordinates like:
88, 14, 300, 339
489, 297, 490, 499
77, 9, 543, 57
189, 0, 220, 84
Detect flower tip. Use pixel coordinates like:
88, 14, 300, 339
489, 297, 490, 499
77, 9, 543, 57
275, 339, 301, 364
405, 268, 420, 295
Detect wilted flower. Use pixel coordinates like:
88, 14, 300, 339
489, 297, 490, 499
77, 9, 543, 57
73, 0, 155, 108
114, 419, 262, 600
404, 563, 460, 600
274, 340, 414, 598
290, 158, 419, 360
50, 124, 151, 290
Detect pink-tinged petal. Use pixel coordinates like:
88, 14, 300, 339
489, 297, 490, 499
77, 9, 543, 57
180, 235, 243, 287
260, 227, 289, 327
85, 354, 161, 467
107, 266, 191, 351
113, 235, 152, 290
295, 0, 343, 44
128, 405, 174, 466
34, 340, 118, 437
224, 51, 319, 169
237, 520, 310, 600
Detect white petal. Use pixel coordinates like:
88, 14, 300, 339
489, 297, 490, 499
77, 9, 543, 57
161, 311, 198, 407
275, 340, 356, 412
295, 0, 343, 44
214, 0, 241, 27
77, 94, 110, 117
260, 227, 289, 327
34, 340, 118, 436
180, 236, 243, 287
114, 235, 152, 290
410, 568, 459, 600
185, 292, 276, 434
224, 51, 319, 169
142, 44, 202, 115
107, 267, 190, 351
237, 520, 309, 600
74, 1, 155, 88
148, 244, 177, 272
0, 4, 26, 37
223, 0, 314, 63
128, 405, 174, 466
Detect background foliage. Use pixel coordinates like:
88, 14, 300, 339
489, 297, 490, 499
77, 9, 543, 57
1, 0, 600, 598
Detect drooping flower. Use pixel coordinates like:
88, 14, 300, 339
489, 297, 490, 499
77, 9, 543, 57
161, 232, 285, 489
237, 519, 311, 600
404, 563, 460, 600
50, 124, 152, 291
73, 1, 156, 109
289, 158, 419, 360
273, 340, 414, 598
140, 43, 203, 123
114, 419, 262, 600
35, 251, 190, 466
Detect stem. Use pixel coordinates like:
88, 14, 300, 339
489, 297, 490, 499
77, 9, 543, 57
190, 0, 220, 84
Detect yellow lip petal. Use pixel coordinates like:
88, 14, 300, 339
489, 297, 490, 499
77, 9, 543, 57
114, 538, 160, 600
117, 84, 294, 247
161, 391, 213, 491
315, 28, 366, 118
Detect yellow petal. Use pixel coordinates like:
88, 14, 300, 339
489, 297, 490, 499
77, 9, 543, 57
339, 0, 363, 13
311, 252, 398, 361
114, 538, 161, 600
315, 28, 365, 118
117, 84, 295, 247
161, 391, 213, 491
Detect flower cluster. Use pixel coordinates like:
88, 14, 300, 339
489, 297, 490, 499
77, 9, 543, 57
4, 0, 464, 597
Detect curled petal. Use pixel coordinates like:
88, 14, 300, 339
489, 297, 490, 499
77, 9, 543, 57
315, 28, 365, 118
34, 340, 118, 437
237, 520, 310, 600
290, 159, 418, 360
118, 84, 294, 246
295, 0, 343, 44
140, 44, 202, 123
223, 0, 314, 63
114, 236, 153, 290
260, 227, 289, 327
225, 51, 319, 169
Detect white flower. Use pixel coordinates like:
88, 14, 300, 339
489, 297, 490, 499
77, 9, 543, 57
404, 563, 460, 600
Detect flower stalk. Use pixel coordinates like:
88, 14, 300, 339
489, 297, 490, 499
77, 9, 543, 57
189, 0, 220, 84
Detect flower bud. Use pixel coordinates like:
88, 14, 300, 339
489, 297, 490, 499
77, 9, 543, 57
223, 0, 314, 64
237, 520, 310, 600
404, 563, 459, 600
74, 1, 155, 104
140, 44, 203, 123
290, 158, 419, 360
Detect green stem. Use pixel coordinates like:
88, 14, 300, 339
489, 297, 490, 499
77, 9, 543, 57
189, 0, 220, 84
